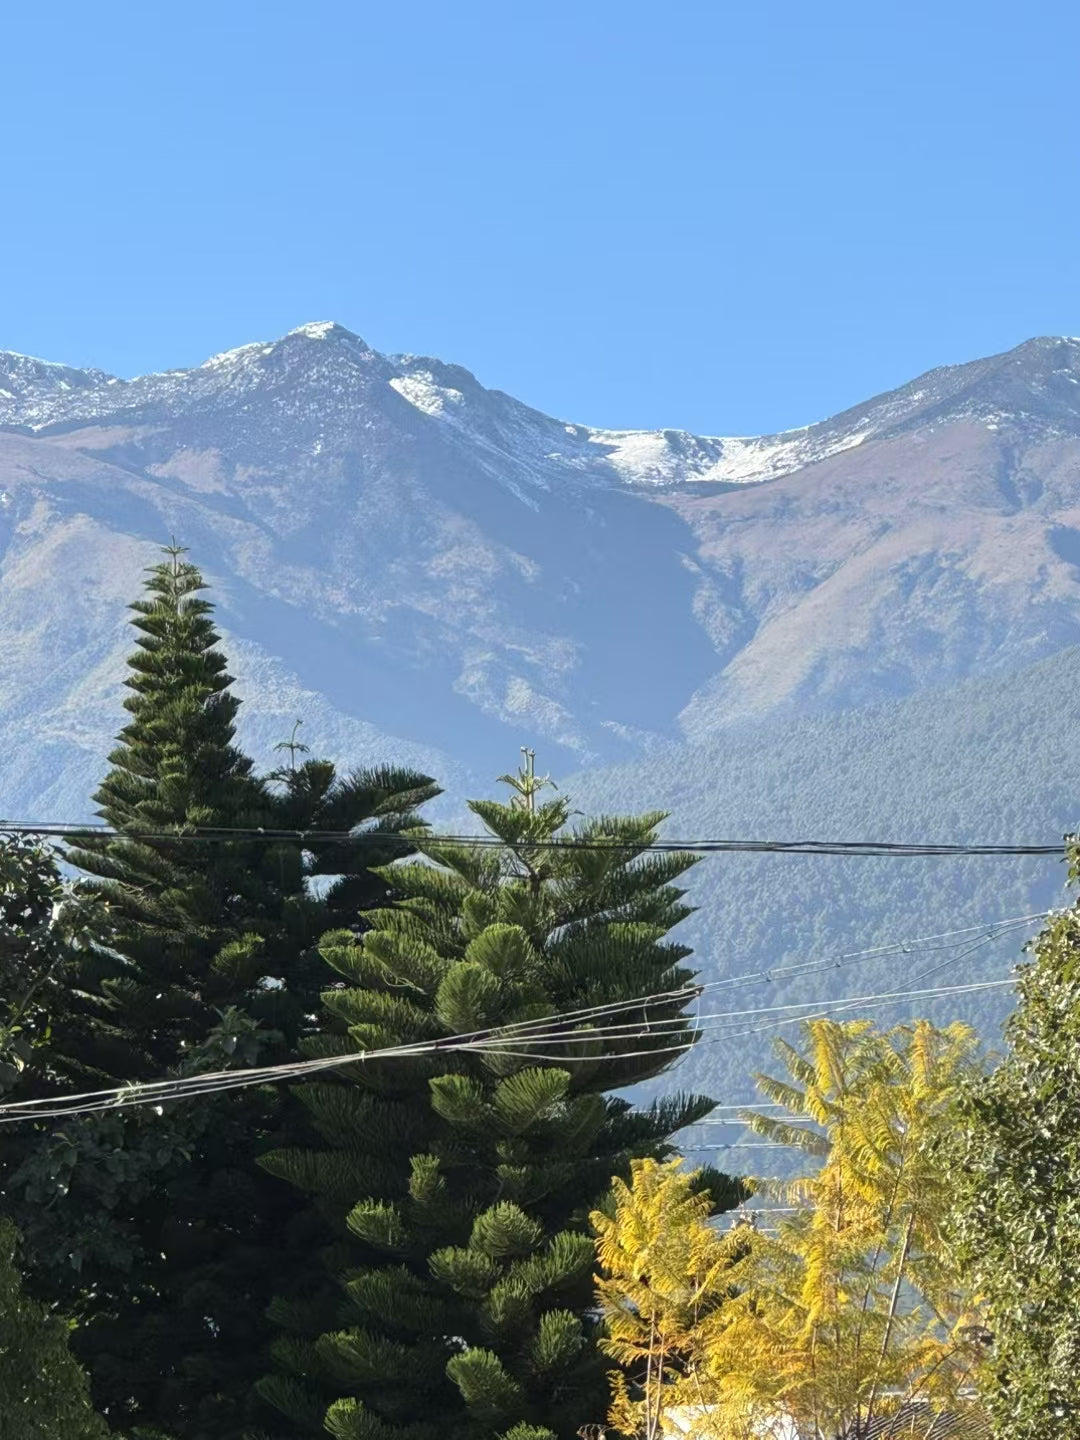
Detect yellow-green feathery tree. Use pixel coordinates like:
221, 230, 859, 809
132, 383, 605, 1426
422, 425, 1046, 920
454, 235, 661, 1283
594, 1019, 988, 1440
593, 1158, 742, 1440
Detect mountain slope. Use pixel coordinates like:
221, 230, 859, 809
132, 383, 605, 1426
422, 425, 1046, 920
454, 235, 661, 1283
0, 325, 718, 811
566, 645, 1080, 1136
1, 324, 1080, 823
672, 420, 1080, 730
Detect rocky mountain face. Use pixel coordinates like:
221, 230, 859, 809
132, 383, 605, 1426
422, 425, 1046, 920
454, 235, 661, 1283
2, 323, 1080, 819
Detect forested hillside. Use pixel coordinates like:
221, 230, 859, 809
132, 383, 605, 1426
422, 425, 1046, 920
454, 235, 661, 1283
567, 645, 1080, 1131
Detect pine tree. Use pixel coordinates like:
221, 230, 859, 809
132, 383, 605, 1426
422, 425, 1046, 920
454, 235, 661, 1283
63, 544, 283, 1079
4, 547, 439, 1439
258, 765, 741, 1440
952, 867, 1080, 1439
0, 1219, 109, 1440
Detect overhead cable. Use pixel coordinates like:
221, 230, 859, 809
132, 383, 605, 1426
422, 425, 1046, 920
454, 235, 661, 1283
0, 973, 1018, 1126
0, 819, 1072, 857
0, 914, 1037, 1124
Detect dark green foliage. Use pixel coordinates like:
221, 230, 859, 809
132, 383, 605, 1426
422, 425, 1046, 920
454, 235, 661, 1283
64, 546, 271, 1077
952, 859, 1080, 1438
0, 837, 110, 1438
260, 768, 743, 1440
2, 548, 438, 1439
0, 1219, 108, 1440
566, 647, 1080, 1123
0, 832, 104, 1096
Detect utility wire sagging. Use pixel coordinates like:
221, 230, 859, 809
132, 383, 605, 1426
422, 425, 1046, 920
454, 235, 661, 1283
0, 820, 1073, 856
0, 971, 1021, 1126
0, 910, 1043, 1124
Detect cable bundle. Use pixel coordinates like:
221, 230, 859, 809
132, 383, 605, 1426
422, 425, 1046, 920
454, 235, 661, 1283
0, 906, 1040, 1126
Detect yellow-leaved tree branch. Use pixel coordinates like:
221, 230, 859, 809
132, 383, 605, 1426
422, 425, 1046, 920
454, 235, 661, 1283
592, 1018, 991, 1440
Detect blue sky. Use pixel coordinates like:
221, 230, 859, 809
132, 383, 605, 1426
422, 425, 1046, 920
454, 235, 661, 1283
2, 0, 1077, 435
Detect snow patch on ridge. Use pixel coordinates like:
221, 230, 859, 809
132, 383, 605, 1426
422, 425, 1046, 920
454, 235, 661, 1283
290, 321, 341, 341
584, 425, 872, 487
4, 326, 1080, 495
389, 372, 466, 418
198, 340, 277, 371
386, 359, 875, 489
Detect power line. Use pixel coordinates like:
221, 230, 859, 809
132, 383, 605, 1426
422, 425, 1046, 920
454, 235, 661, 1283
0, 973, 1018, 1126
684, 1143, 791, 1152
479, 913, 1037, 1054
479, 934, 1029, 1048
703, 912, 1044, 997
427, 976, 1018, 1065
0, 820, 1072, 857
489, 976, 1017, 1045
0, 978, 711, 1124
0, 908, 1037, 1124
4, 908, 1024, 1125
694, 1116, 819, 1126
687, 975, 1017, 1052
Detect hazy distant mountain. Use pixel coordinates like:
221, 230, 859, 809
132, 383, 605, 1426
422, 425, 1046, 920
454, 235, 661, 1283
2, 322, 1080, 825
6, 321, 1080, 1138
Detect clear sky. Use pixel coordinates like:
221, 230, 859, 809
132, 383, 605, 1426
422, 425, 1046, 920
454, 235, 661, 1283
2, 0, 1078, 436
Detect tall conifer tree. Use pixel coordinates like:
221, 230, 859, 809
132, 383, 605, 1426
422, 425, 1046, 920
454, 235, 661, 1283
258, 765, 739, 1440
7, 547, 439, 1440
66, 544, 284, 1078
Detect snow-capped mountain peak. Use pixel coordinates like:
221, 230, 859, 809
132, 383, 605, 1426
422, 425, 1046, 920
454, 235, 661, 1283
1, 323, 1080, 820
4, 327, 1080, 492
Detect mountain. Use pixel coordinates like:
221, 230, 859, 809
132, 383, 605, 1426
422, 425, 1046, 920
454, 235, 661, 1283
668, 337, 1080, 733
3, 323, 1080, 824
568, 646, 1080, 1128
0, 321, 718, 814
3, 322, 1080, 1141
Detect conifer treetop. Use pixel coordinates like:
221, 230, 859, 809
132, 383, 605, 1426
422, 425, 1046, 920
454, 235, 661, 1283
93, 543, 254, 832
258, 766, 735, 1440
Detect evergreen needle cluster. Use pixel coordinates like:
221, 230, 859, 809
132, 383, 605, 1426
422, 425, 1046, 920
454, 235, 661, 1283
254, 770, 740, 1440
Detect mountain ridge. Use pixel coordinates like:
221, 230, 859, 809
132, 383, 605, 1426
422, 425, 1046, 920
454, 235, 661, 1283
2, 321, 1080, 1113
1, 323, 1080, 821
5, 326, 1080, 489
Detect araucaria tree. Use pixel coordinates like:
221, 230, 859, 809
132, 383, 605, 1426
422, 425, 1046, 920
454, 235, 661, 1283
953, 865, 1080, 1439
65, 544, 305, 1078
5, 547, 438, 1439
258, 768, 736, 1440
